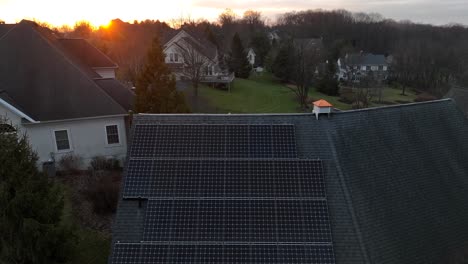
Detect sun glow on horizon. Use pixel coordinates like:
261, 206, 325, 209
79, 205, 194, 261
0, 0, 199, 28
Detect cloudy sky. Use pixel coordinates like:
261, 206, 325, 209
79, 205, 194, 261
0, 0, 466, 27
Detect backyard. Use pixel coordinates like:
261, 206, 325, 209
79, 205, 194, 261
195, 73, 418, 113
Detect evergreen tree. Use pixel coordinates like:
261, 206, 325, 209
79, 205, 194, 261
250, 32, 271, 66
0, 121, 76, 263
228, 33, 252, 79
135, 37, 190, 113
272, 42, 294, 82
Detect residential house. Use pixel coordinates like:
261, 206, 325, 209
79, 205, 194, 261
162, 29, 234, 86
110, 99, 468, 263
338, 52, 390, 81
247, 47, 256, 66
267, 30, 280, 44
0, 20, 134, 168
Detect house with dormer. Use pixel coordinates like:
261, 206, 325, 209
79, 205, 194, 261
0, 20, 134, 169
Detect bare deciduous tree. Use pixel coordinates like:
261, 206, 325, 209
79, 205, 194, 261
176, 39, 210, 100
287, 39, 322, 110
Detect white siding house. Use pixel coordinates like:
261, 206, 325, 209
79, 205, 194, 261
247, 48, 256, 66
1, 103, 128, 166
0, 20, 134, 170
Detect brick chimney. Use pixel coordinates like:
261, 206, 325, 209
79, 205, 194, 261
312, 99, 333, 120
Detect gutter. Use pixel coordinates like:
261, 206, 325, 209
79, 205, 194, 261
0, 97, 37, 123
22, 113, 129, 125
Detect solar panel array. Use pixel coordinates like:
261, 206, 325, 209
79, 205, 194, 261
113, 123, 336, 264
112, 243, 335, 264
123, 159, 325, 198
130, 124, 297, 158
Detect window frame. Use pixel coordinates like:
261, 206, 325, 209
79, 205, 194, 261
105, 124, 121, 146
53, 128, 72, 153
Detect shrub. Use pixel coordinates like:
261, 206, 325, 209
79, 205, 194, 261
86, 171, 121, 215
89, 156, 121, 171
57, 153, 83, 173
317, 77, 340, 96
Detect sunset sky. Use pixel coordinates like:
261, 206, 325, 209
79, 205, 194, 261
0, 0, 467, 27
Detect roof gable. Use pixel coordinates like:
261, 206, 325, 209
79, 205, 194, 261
163, 29, 217, 61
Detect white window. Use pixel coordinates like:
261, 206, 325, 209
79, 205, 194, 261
174, 53, 179, 62
105, 125, 120, 145
170, 53, 174, 62
54, 129, 71, 151
383, 66, 388, 71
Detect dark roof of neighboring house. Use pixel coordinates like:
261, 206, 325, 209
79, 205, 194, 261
58, 38, 117, 68
94, 79, 134, 111
0, 20, 133, 121
346, 53, 388, 66
446, 86, 468, 116
111, 99, 468, 263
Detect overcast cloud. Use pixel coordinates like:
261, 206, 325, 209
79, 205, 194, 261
193, 0, 468, 25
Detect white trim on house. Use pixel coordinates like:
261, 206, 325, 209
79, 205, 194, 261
52, 128, 73, 153
21, 114, 128, 125
104, 123, 122, 147
0, 97, 36, 123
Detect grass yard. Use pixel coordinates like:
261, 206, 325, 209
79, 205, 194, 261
197, 72, 418, 113
199, 73, 298, 113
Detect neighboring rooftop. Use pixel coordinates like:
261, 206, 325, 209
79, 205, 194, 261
0, 20, 133, 121
345, 52, 388, 66
111, 99, 468, 263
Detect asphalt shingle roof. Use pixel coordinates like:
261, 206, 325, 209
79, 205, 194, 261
0, 20, 133, 121
346, 53, 388, 66
59, 38, 117, 68
111, 99, 468, 263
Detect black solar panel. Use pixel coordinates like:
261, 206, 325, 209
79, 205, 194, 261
272, 125, 297, 158
143, 199, 332, 243
123, 159, 325, 199
226, 125, 249, 158
111, 243, 140, 264
111, 243, 336, 264
249, 125, 273, 158
130, 124, 297, 159
130, 125, 158, 157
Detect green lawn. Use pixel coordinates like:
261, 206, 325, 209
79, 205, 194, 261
197, 72, 418, 113
199, 73, 299, 113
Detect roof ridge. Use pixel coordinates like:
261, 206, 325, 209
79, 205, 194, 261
29, 25, 128, 115
334, 99, 452, 114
